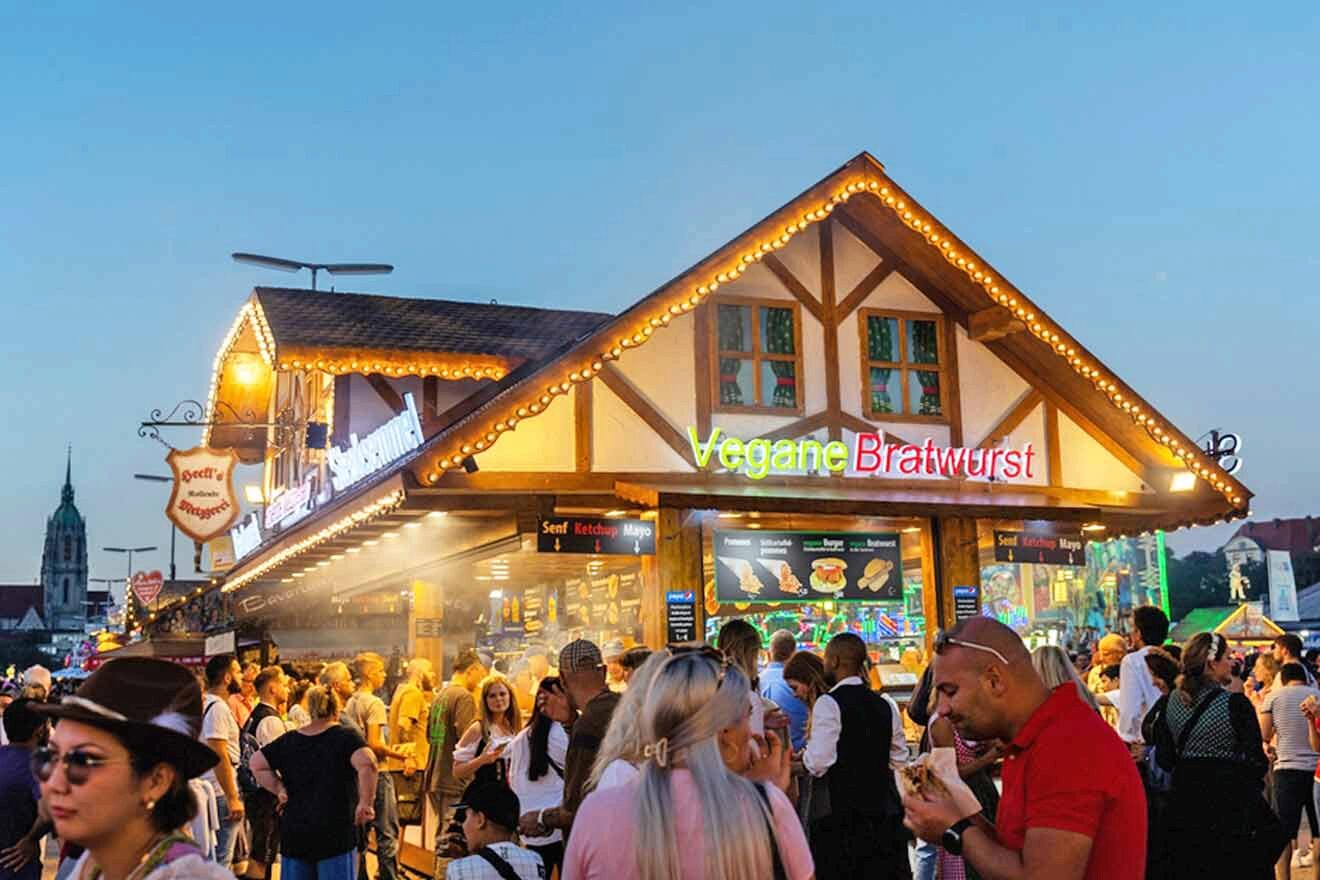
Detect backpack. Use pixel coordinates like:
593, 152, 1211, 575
1144, 690, 1219, 794
237, 703, 279, 796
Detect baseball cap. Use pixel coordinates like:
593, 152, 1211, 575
559, 639, 604, 673
453, 781, 520, 831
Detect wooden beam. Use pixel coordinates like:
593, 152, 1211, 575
977, 389, 1043, 449
574, 381, 592, 473
693, 302, 713, 437
969, 306, 1026, 342
597, 364, 695, 467
761, 253, 825, 325
836, 261, 897, 323
1045, 400, 1063, 487
754, 411, 831, 444
944, 315, 965, 447
834, 208, 969, 326
331, 375, 352, 446
819, 221, 842, 443
366, 374, 406, 415
986, 341, 1151, 483
838, 412, 913, 449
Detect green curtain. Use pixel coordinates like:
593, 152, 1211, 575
763, 307, 796, 408
909, 321, 941, 415
870, 367, 894, 414
915, 370, 942, 416
718, 306, 747, 406
867, 316, 896, 413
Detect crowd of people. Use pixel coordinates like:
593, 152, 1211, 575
5, 612, 1320, 878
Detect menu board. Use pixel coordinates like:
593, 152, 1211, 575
993, 531, 1085, 566
522, 585, 546, 636
665, 590, 697, 643
562, 569, 642, 634
714, 530, 903, 602
953, 585, 981, 622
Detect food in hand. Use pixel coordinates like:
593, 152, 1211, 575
858, 557, 894, 592
809, 558, 848, 593
901, 756, 950, 799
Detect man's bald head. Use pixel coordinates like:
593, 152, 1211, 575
938, 617, 1032, 672
932, 617, 1048, 742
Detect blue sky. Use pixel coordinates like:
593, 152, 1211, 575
2, 3, 1315, 586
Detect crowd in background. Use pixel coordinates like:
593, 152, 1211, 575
5, 615, 1320, 879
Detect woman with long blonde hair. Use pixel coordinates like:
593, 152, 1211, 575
563, 652, 813, 879
452, 672, 522, 784
1031, 645, 1102, 713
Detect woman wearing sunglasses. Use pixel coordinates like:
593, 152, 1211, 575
32, 657, 234, 880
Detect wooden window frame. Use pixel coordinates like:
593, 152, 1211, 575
709, 296, 806, 417
858, 308, 952, 424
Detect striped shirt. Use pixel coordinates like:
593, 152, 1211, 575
1263, 684, 1320, 771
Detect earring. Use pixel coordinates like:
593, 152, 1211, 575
145, 799, 156, 811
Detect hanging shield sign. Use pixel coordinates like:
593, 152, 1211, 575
165, 446, 241, 543
131, 571, 164, 606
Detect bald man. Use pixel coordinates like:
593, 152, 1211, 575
801, 632, 910, 879
904, 618, 1147, 880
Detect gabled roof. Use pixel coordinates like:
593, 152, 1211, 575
1171, 604, 1284, 644
1230, 518, 1320, 556
0, 584, 43, 620
253, 287, 612, 367
405, 151, 1252, 533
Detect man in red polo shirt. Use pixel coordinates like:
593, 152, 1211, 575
904, 617, 1146, 879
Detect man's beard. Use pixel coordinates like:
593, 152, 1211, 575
228, 680, 241, 695
823, 669, 838, 687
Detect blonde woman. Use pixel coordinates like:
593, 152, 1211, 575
452, 673, 522, 785
587, 649, 672, 792
563, 653, 812, 879
1031, 645, 1102, 713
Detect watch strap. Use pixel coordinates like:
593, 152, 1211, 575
948, 816, 975, 835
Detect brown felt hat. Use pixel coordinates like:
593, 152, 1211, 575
35, 657, 219, 779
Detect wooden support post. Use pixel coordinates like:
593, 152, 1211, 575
935, 516, 981, 632
652, 507, 704, 649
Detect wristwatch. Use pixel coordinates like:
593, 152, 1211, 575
942, 816, 976, 856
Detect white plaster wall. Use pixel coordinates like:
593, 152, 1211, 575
772, 222, 822, 298
983, 404, 1047, 486
833, 221, 884, 297
472, 388, 575, 472
344, 374, 487, 438
614, 310, 697, 429
956, 328, 1032, 446
592, 381, 693, 472
1058, 412, 1147, 493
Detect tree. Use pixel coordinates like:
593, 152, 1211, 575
1165, 546, 1266, 622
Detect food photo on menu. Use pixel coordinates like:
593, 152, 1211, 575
713, 529, 903, 602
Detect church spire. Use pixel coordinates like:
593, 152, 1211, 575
62, 445, 74, 504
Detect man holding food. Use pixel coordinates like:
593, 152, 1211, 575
903, 617, 1146, 880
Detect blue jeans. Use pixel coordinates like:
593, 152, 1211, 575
358, 771, 398, 880
282, 852, 356, 880
913, 838, 938, 880
213, 794, 242, 868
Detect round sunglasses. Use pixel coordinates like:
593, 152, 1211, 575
31, 747, 128, 786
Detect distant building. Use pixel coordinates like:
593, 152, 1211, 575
40, 451, 90, 631
0, 584, 45, 631
1223, 517, 1320, 570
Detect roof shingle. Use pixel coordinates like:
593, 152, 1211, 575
254, 287, 613, 362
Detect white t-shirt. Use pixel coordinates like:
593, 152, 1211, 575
505, 722, 569, 846
201, 693, 240, 791
595, 758, 639, 792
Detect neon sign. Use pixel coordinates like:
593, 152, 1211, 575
687, 427, 1035, 481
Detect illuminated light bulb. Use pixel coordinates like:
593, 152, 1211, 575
485, 432, 496, 442
896, 201, 906, 210
823, 203, 834, 213
506, 416, 518, 426
669, 305, 681, 315
475, 441, 485, 450
642, 326, 653, 336
611, 346, 623, 357
560, 382, 571, 392
649, 318, 661, 328
940, 241, 950, 249
716, 273, 728, 283
660, 314, 671, 325
530, 403, 541, 413
461, 444, 473, 454
710, 280, 720, 291
631, 333, 643, 343
570, 372, 581, 381
516, 407, 529, 417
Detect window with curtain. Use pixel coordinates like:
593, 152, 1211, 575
860, 310, 949, 421
714, 299, 802, 412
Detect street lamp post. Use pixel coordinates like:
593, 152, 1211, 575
104, 545, 157, 628
133, 474, 178, 581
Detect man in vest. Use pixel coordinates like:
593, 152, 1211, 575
241, 666, 289, 880
801, 632, 911, 879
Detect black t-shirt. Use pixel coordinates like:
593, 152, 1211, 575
260, 725, 367, 860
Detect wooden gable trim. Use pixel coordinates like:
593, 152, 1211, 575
597, 364, 695, 468
693, 302, 713, 436
977, 390, 1044, 449
754, 411, 832, 444
838, 412, 913, 449
366, 374, 406, 415
761, 253, 825, 325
